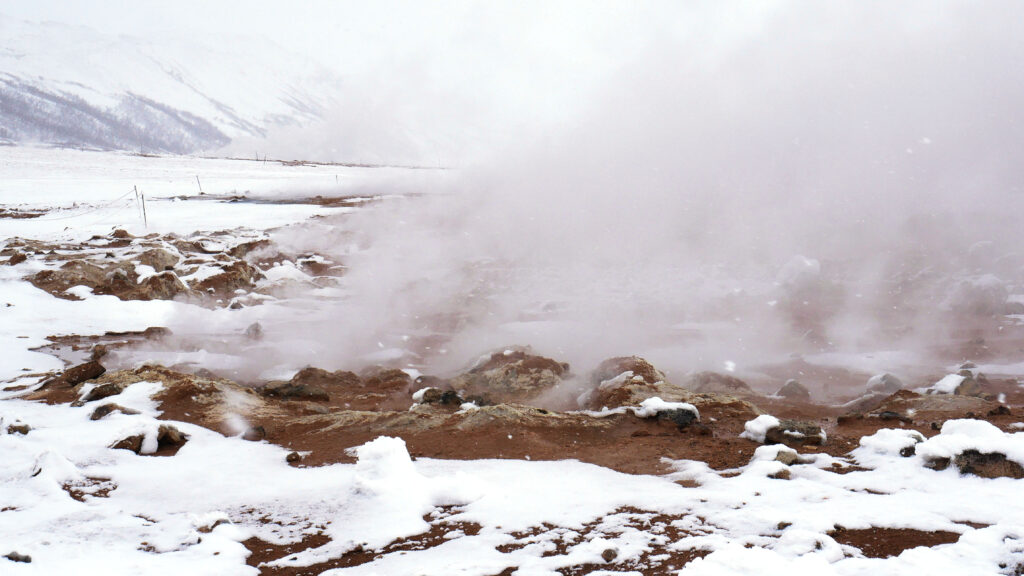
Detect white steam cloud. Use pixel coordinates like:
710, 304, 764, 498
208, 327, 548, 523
169, 2, 1024, 386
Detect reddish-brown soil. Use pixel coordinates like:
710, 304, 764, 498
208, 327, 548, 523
829, 527, 961, 558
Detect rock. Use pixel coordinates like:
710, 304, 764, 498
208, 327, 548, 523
764, 419, 825, 447
601, 548, 618, 563
110, 434, 144, 453
242, 426, 266, 441
89, 403, 140, 420
262, 380, 329, 402
262, 367, 361, 402
132, 272, 188, 301
451, 348, 569, 404
111, 229, 132, 239
136, 248, 179, 271
776, 379, 811, 401
286, 451, 302, 463
592, 356, 666, 386
866, 373, 904, 394
952, 450, 1024, 479
3, 551, 31, 563
686, 372, 755, 395
5, 251, 26, 266
6, 423, 30, 435
191, 260, 264, 296
293, 367, 361, 390
75, 382, 124, 405
110, 425, 188, 455
942, 274, 1009, 316
30, 260, 107, 298
988, 405, 1011, 416
245, 322, 264, 340
769, 469, 792, 480
41, 360, 107, 388
774, 449, 799, 466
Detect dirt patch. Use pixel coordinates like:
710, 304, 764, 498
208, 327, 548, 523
829, 527, 961, 558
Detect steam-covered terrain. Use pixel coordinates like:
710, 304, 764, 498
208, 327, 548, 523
2, 147, 1024, 575
5, 2, 1024, 575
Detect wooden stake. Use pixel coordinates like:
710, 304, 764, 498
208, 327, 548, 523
141, 193, 148, 229
196, 175, 204, 195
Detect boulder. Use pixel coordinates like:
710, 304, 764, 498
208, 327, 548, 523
191, 261, 264, 296
43, 360, 106, 388
866, 373, 904, 394
686, 372, 755, 395
75, 382, 124, 405
591, 356, 666, 387
3, 551, 31, 563
111, 425, 188, 455
926, 450, 1024, 479
776, 379, 811, 401
5, 251, 26, 266
450, 348, 569, 404
764, 419, 826, 447
89, 403, 141, 421
137, 248, 179, 271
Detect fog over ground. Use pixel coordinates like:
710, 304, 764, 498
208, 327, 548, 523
14, 2, 1024, 382
262, 2, 1024, 382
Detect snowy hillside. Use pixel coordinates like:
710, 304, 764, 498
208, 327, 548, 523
0, 14, 339, 153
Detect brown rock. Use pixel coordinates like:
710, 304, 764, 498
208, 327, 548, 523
686, 372, 755, 395
6, 424, 31, 435
5, 251, 26, 266
191, 261, 264, 296
764, 419, 825, 446
76, 382, 124, 405
592, 356, 665, 386
89, 403, 141, 421
111, 229, 132, 239
286, 451, 302, 463
136, 248, 179, 271
111, 425, 188, 454
776, 379, 811, 401
450, 348, 569, 404
3, 551, 31, 563
44, 360, 106, 388
601, 548, 618, 563
952, 450, 1024, 479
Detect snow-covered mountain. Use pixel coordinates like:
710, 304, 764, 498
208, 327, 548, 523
0, 14, 340, 154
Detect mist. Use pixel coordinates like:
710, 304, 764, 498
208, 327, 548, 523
165, 2, 1024, 389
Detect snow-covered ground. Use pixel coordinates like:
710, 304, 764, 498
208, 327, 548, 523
3, 148, 1024, 575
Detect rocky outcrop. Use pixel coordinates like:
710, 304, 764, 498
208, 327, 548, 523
450, 348, 570, 405
685, 372, 755, 395
925, 450, 1024, 479
776, 379, 811, 401
43, 361, 106, 388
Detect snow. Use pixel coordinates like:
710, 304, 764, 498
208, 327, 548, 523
928, 374, 966, 395
632, 397, 699, 420
740, 414, 781, 443
5, 149, 1024, 574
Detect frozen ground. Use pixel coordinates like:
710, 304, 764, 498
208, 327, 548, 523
3, 148, 1024, 575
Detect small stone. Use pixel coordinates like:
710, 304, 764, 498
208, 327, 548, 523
111, 229, 131, 239
6, 424, 30, 435
286, 452, 301, 463
229, 301, 243, 310
242, 426, 266, 441
774, 450, 798, 466
89, 403, 140, 421
900, 445, 917, 458
769, 469, 792, 480
989, 405, 1011, 416
245, 322, 263, 341
601, 548, 618, 563
3, 551, 31, 563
